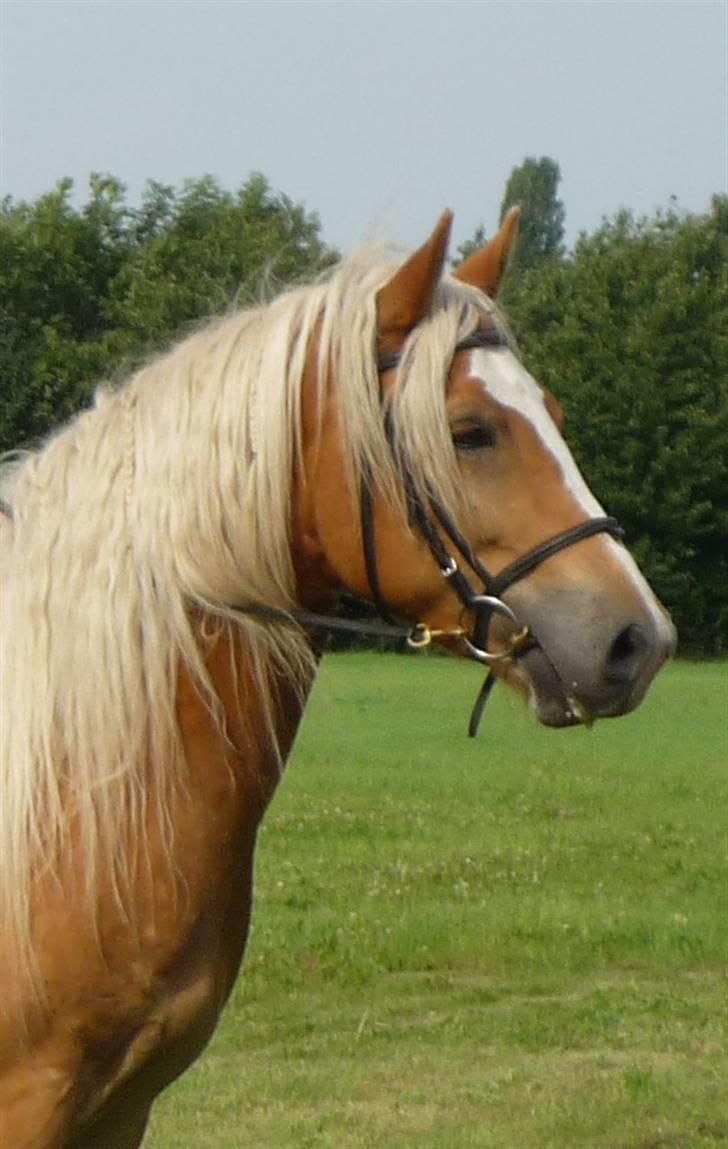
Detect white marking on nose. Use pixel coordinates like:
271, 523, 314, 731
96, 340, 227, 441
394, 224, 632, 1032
468, 348, 673, 637
470, 347, 603, 516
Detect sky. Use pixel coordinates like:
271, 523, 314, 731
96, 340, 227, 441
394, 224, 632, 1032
1, 0, 726, 257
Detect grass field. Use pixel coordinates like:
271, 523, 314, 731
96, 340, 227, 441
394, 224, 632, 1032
147, 655, 727, 1148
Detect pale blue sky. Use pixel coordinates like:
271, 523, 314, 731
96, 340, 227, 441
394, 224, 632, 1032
1, 0, 726, 254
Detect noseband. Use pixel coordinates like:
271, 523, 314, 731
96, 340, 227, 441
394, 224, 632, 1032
229, 326, 623, 735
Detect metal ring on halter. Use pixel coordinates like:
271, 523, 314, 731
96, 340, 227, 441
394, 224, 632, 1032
468, 594, 520, 626
461, 595, 528, 665
463, 627, 531, 665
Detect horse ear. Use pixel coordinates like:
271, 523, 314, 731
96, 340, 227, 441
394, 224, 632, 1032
376, 211, 453, 348
453, 205, 521, 297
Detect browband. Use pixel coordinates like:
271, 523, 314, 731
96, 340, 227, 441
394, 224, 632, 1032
377, 326, 508, 375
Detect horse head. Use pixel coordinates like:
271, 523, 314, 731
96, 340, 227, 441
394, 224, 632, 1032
294, 210, 675, 728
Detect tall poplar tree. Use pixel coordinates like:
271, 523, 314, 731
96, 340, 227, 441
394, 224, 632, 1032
499, 155, 565, 271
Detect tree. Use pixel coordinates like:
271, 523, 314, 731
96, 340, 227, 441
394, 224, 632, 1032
455, 156, 565, 282
0, 173, 337, 451
0, 177, 131, 447
500, 156, 565, 272
103, 172, 336, 352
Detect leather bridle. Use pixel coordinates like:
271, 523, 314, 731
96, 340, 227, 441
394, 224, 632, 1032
365, 331, 624, 641
232, 325, 624, 735
359, 326, 624, 733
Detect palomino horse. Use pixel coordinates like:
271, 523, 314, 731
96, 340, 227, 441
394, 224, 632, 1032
0, 209, 675, 1146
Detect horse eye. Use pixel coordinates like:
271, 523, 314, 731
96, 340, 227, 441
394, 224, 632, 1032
452, 424, 497, 452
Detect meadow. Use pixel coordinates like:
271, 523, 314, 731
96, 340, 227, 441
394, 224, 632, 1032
148, 654, 727, 1149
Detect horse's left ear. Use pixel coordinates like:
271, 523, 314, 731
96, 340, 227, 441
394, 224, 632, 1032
376, 211, 453, 351
453, 205, 521, 297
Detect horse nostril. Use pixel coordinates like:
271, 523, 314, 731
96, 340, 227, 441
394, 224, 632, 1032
605, 623, 649, 685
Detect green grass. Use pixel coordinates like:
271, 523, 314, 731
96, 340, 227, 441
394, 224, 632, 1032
147, 656, 728, 1148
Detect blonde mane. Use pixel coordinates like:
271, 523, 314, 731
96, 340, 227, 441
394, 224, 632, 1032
0, 249, 494, 982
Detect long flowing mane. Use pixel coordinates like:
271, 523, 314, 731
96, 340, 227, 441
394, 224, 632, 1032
0, 250, 493, 979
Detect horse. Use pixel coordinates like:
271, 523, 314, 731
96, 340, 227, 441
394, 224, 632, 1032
0, 207, 675, 1146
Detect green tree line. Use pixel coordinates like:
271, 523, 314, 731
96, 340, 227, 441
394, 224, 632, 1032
0, 172, 335, 449
1, 168, 726, 653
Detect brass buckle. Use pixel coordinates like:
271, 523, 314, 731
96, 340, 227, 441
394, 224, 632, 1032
407, 623, 467, 650
407, 624, 433, 650
408, 594, 531, 665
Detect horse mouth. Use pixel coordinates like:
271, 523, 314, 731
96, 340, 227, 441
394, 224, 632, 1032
515, 645, 591, 728
513, 641, 647, 729
488, 587, 676, 730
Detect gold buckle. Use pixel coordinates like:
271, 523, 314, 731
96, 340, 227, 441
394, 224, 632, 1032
407, 623, 466, 650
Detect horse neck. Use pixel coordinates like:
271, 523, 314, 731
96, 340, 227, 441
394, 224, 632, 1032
178, 616, 317, 826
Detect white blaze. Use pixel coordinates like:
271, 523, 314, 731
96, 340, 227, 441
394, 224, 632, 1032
471, 347, 605, 516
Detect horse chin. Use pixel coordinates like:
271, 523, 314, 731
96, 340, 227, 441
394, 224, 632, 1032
497, 648, 589, 729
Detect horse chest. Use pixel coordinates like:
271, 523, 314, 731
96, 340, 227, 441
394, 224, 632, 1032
76, 659, 295, 1128
77, 928, 244, 1132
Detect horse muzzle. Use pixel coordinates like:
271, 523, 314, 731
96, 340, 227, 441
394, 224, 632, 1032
506, 593, 677, 728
